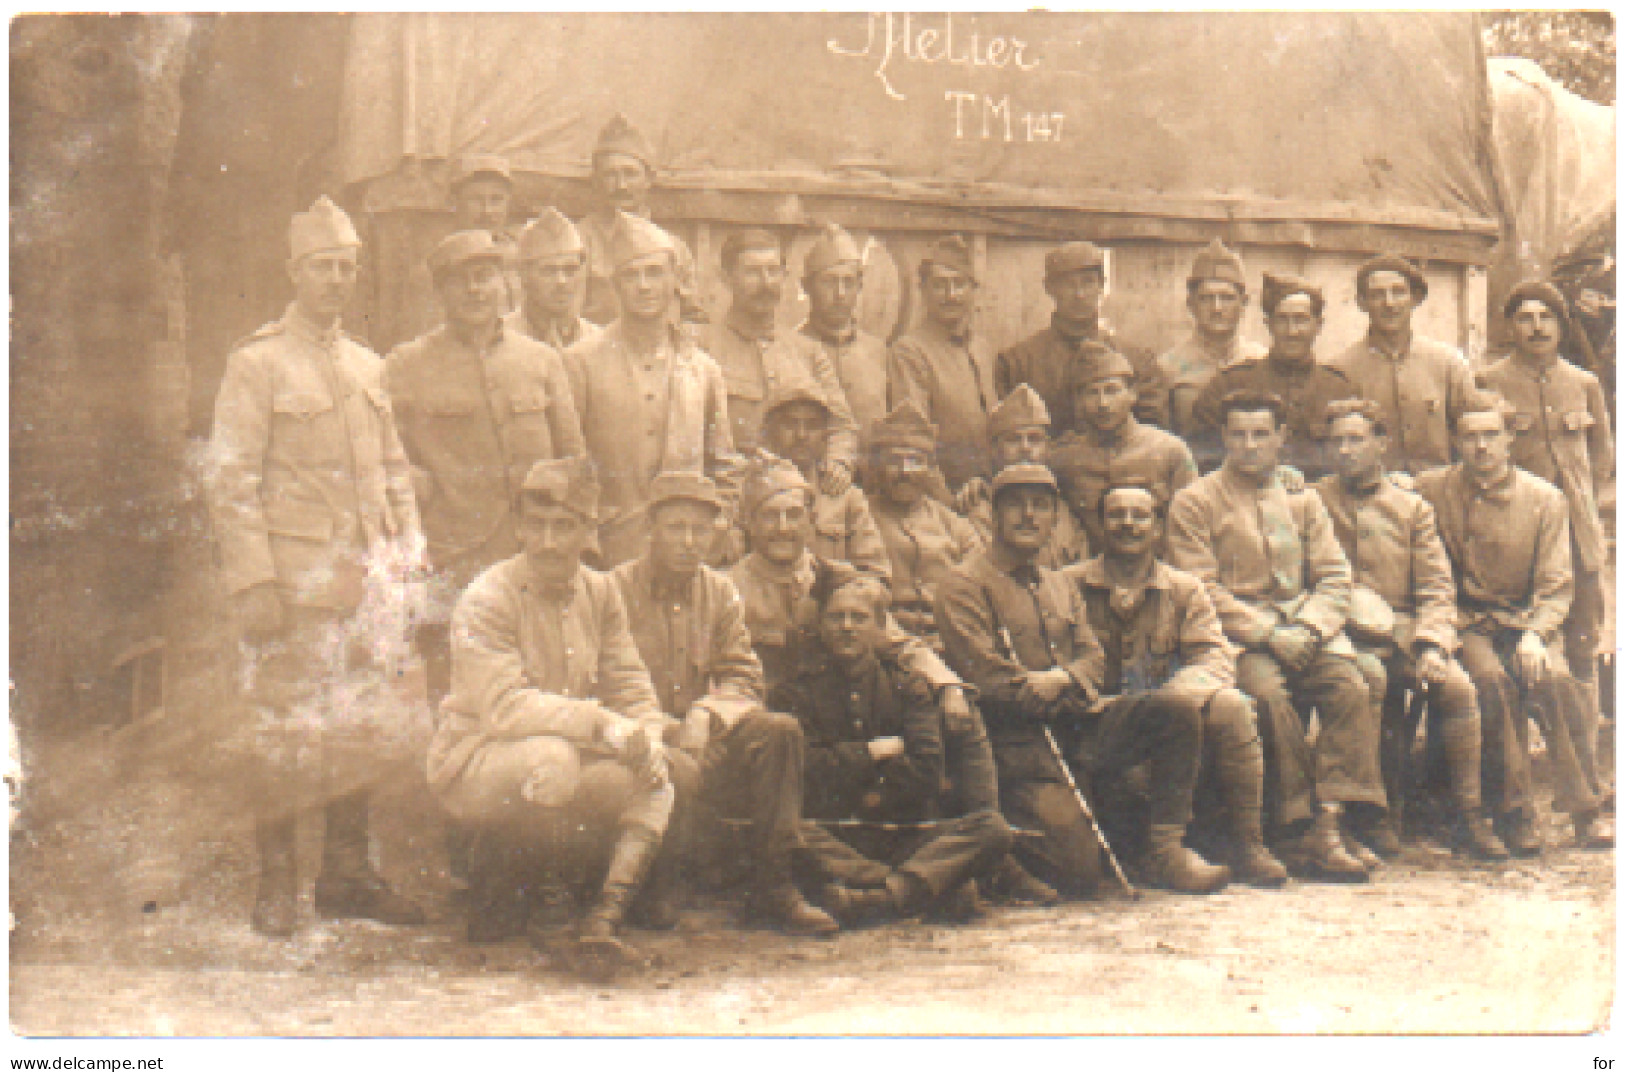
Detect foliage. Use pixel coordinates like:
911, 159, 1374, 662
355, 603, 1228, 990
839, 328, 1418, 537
1484, 11, 1616, 105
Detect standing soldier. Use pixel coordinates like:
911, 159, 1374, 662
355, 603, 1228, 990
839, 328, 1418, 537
1152, 238, 1267, 458
1315, 400, 1507, 861
576, 114, 702, 328
427, 458, 674, 965
799, 222, 892, 432
1330, 254, 1478, 475
611, 472, 839, 936
507, 208, 601, 351
1477, 281, 1613, 742
1050, 346, 1198, 555
209, 196, 427, 937
959, 384, 1089, 570
1193, 274, 1358, 480
1418, 400, 1611, 852
1167, 390, 1385, 881
706, 228, 860, 490
888, 235, 997, 490
564, 211, 736, 566
398, 154, 521, 345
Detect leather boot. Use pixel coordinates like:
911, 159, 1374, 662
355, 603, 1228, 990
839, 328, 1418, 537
627, 845, 682, 931
1356, 814, 1402, 860
1231, 807, 1289, 887
1142, 824, 1230, 894
1573, 809, 1615, 850
1456, 811, 1509, 861
465, 829, 531, 943
923, 878, 986, 923
1303, 807, 1369, 882
1498, 811, 1543, 858
578, 827, 661, 966
251, 815, 299, 938
313, 792, 426, 925
818, 881, 898, 926
986, 853, 1060, 906
751, 882, 840, 937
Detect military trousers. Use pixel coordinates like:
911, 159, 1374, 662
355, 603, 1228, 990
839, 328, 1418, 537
793, 810, 1013, 904
1356, 647, 1484, 823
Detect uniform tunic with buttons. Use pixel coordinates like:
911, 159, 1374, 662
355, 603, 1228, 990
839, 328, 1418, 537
809, 484, 892, 580
801, 321, 892, 433
1330, 333, 1475, 474
1154, 331, 1268, 447
706, 314, 859, 470
1049, 418, 1198, 554
869, 495, 985, 637
889, 320, 998, 490
1191, 354, 1359, 479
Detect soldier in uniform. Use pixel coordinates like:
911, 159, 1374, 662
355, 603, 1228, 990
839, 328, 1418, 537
798, 222, 891, 432
770, 567, 1014, 924
1050, 346, 1198, 555
209, 196, 427, 937
427, 458, 674, 964
1167, 389, 1385, 881
1417, 400, 1612, 852
1477, 281, 1613, 744
1315, 400, 1507, 861
576, 114, 703, 328
888, 235, 998, 490
611, 472, 839, 936
563, 211, 737, 567
448, 155, 522, 315
1152, 238, 1267, 459
507, 208, 602, 352
1193, 273, 1358, 480
958, 384, 1088, 570
1068, 483, 1286, 887
1330, 254, 1478, 475
705, 228, 860, 489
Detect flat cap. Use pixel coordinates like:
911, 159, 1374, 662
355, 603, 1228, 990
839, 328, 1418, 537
1503, 279, 1570, 327
428, 230, 504, 279
809, 557, 889, 612
1260, 272, 1324, 316
1045, 241, 1106, 278
516, 208, 585, 263
1188, 238, 1246, 290
1067, 342, 1138, 389
803, 222, 864, 278
741, 456, 812, 522
648, 470, 725, 515
990, 462, 1059, 497
921, 234, 975, 280
1356, 254, 1428, 303
593, 113, 657, 170
987, 384, 1051, 440
868, 399, 938, 453
289, 196, 361, 262
449, 154, 513, 189
606, 210, 676, 271
763, 382, 834, 424
520, 456, 600, 521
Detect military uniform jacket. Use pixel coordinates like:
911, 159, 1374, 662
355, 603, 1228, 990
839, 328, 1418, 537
1477, 354, 1612, 574
770, 647, 944, 822
870, 495, 985, 612
428, 557, 667, 793
578, 210, 703, 327
1153, 331, 1268, 441
1049, 418, 1199, 553
209, 304, 423, 611
1415, 464, 1573, 644
888, 320, 998, 489
1165, 466, 1353, 650
385, 321, 586, 600
1068, 556, 1234, 706
810, 483, 892, 581
1311, 474, 1458, 655
801, 321, 892, 434
995, 317, 1162, 436
1330, 333, 1474, 474
1191, 354, 1359, 478
611, 556, 764, 727
503, 307, 603, 353
935, 546, 1106, 781
706, 314, 859, 470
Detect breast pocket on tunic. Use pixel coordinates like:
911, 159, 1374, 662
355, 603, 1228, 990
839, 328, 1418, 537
271, 391, 339, 464
503, 385, 557, 466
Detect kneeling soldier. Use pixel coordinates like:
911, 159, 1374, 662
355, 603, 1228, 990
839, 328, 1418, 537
772, 567, 1014, 924
428, 458, 674, 966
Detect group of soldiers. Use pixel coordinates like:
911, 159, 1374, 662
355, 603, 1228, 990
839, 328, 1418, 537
207, 114, 1614, 972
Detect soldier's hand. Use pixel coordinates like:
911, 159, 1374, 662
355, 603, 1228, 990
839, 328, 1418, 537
235, 584, 286, 641
820, 459, 854, 498
1274, 465, 1306, 494
1024, 667, 1075, 707
1413, 645, 1450, 687
867, 736, 906, 762
940, 685, 976, 736
677, 707, 717, 756
955, 476, 990, 516
622, 724, 670, 788
1388, 471, 1418, 493
1514, 632, 1550, 685
1268, 625, 1317, 672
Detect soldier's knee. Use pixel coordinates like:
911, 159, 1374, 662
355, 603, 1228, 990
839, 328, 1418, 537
574, 761, 638, 822
1205, 688, 1257, 740
1433, 662, 1479, 720
1235, 653, 1287, 703
739, 708, 804, 747
969, 808, 1015, 856
664, 748, 702, 801
1355, 651, 1387, 698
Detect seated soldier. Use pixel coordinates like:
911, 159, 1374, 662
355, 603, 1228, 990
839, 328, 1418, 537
959, 383, 1089, 569
937, 464, 1223, 895
612, 471, 838, 936
1166, 390, 1385, 882
1068, 483, 1286, 887
771, 566, 1014, 925
1315, 400, 1507, 861
1417, 398, 1612, 853
1051, 345, 1199, 554
427, 458, 674, 968
865, 400, 985, 645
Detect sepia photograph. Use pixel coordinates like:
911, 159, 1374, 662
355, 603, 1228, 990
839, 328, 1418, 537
7, 9, 1617, 1041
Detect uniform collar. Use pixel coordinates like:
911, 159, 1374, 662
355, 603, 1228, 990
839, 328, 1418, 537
743, 548, 815, 589
1338, 469, 1386, 497
1512, 350, 1562, 377
726, 307, 777, 343
440, 318, 506, 358
1365, 330, 1413, 361
1076, 555, 1174, 591
517, 558, 585, 604
516, 306, 582, 349
284, 302, 342, 349
921, 316, 973, 347
1051, 314, 1101, 346
1218, 463, 1280, 496
1266, 349, 1319, 374
988, 541, 1043, 584
800, 319, 856, 347
1462, 463, 1517, 502
1086, 415, 1142, 449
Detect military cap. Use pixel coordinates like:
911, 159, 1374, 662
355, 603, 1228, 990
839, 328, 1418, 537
1356, 253, 1429, 303
1188, 238, 1247, 291
741, 456, 812, 522
1045, 241, 1106, 279
987, 384, 1051, 440
763, 383, 834, 424
606, 211, 676, 271
1067, 343, 1137, 389
515, 208, 585, 263
593, 113, 657, 170
449, 154, 513, 190
1502, 279, 1571, 331
990, 462, 1060, 498
721, 228, 784, 274
803, 222, 864, 278
519, 456, 600, 521
868, 399, 938, 453
289, 196, 361, 262
647, 470, 725, 516
920, 234, 975, 281
1260, 272, 1324, 317
809, 558, 889, 613
428, 230, 504, 281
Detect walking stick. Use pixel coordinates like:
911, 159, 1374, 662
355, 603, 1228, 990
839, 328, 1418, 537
1042, 721, 1139, 900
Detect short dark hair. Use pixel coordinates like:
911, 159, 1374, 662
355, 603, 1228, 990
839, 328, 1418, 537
1096, 481, 1167, 523
720, 228, 784, 275
1324, 398, 1388, 437
1452, 393, 1513, 433
1217, 389, 1286, 430
1263, 287, 1325, 319
1185, 276, 1246, 300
